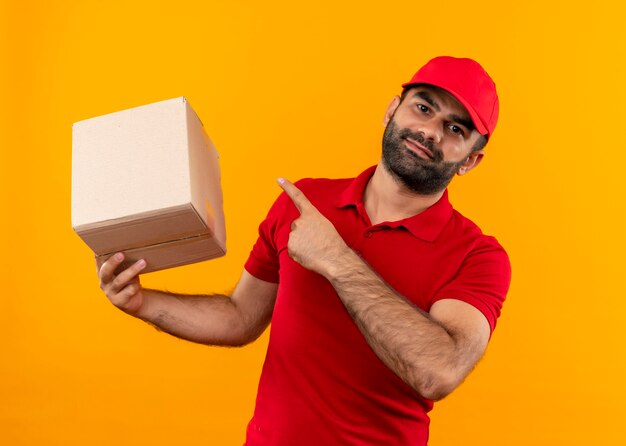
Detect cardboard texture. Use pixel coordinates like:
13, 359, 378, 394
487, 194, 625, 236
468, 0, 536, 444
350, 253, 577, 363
72, 97, 226, 273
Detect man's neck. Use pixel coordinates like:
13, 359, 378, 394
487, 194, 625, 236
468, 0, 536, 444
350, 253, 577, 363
363, 163, 444, 225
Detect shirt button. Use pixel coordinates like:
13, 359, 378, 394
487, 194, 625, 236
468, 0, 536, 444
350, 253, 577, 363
365, 231, 373, 238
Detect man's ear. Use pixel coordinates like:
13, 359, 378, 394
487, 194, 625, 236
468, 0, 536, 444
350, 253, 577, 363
383, 96, 401, 126
457, 149, 485, 176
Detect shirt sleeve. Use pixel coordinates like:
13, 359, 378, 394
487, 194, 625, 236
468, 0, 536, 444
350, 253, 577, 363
244, 191, 292, 283
430, 236, 511, 334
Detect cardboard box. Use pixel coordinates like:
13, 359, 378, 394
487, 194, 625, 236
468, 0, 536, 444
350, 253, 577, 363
72, 97, 226, 273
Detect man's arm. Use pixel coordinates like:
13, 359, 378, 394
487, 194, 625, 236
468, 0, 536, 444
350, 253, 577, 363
326, 249, 490, 400
278, 178, 490, 400
98, 253, 278, 346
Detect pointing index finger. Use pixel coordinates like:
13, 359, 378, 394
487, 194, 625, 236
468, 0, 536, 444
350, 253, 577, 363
278, 177, 312, 213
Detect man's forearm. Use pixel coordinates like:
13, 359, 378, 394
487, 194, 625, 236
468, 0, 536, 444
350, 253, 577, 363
137, 289, 249, 346
325, 250, 459, 400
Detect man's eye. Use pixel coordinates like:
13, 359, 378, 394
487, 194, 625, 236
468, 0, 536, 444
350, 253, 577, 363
449, 125, 464, 135
417, 104, 429, 113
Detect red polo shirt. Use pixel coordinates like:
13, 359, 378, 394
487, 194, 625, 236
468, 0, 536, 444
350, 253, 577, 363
244, 165, 511, 446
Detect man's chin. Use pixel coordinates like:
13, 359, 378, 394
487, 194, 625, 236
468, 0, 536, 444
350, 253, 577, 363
387, 165, 452, 195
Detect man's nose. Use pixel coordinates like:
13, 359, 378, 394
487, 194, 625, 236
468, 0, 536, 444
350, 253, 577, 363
416, 119, 442, 145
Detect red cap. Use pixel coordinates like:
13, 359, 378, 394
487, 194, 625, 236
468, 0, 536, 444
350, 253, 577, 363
402, 56, 499, 137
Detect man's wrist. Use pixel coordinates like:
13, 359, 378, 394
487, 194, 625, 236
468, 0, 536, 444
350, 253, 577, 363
324, 245, 363, 284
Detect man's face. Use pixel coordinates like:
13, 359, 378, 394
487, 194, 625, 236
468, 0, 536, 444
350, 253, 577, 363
382, 85, 485, 195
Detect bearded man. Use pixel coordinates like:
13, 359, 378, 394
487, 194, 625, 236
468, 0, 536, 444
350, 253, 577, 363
98, 56, 511, 445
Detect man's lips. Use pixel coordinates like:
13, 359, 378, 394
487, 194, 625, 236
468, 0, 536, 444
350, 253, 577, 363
404, 138, 434, 160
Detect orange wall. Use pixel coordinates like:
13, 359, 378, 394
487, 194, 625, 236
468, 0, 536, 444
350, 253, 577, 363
1, 0, 625, 444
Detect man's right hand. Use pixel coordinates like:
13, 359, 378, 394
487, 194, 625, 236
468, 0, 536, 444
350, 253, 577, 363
97, 252, 147, 317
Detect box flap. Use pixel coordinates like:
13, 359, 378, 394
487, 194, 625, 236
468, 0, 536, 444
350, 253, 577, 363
96, 232, 225, 274
74, 203, 208, 255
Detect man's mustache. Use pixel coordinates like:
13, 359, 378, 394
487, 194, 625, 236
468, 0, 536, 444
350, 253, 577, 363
397, 128, 443, 162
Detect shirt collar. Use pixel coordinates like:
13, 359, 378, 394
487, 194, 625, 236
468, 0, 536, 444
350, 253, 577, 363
336, 165, 454, 242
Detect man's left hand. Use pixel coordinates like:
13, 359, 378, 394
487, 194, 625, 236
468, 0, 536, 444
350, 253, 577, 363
278, 177, 350, 277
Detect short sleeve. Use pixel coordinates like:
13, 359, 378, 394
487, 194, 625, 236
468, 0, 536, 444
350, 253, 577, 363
431, 236, 511, 334
244, 191, 292, 283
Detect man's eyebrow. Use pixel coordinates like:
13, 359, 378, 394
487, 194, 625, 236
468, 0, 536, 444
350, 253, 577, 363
449, 114, 476, 132
412, 91, 441, 112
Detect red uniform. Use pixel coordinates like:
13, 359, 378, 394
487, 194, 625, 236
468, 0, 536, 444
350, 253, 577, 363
244, 166, 511, 445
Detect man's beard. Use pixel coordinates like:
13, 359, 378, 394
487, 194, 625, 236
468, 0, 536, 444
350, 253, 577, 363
382, 118, 468, 195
